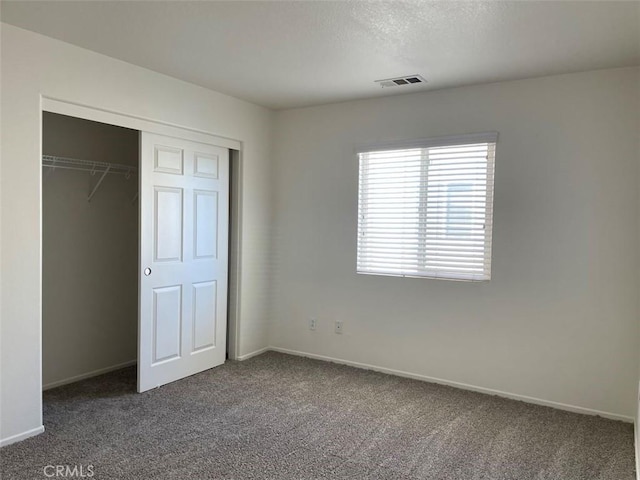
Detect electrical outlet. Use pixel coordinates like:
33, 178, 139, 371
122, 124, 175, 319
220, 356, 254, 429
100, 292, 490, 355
334, 320, 343, 334
309, 317, 317, 331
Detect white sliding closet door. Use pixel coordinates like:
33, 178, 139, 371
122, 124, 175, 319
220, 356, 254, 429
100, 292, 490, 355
138, 132, 229, 392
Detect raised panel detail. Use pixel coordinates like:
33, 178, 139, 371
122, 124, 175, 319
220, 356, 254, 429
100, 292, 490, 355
154, 145, 184, 175
155, 187, 183, 262
194, 190, 218, 259
153, 285, 182, 364
194, 153, 219, 179
192, 281, 216, 352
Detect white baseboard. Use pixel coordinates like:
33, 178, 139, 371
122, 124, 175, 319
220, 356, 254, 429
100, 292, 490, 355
43, 360, 137, 391
0, 425, 44, 447
236, 346, 270, 361
269, 347, 633, 423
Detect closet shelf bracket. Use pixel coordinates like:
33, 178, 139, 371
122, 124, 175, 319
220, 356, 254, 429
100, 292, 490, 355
45, 158, 57, 179
88, 165, 111, 202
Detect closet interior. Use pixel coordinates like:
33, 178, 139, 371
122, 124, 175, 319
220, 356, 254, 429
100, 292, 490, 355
42, 112, 139, 390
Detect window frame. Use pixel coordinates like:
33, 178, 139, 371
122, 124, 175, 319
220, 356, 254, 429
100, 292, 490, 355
356, 132, 498, 282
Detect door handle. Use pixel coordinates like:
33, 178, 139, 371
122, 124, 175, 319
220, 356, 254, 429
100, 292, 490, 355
144, 268, 152, 276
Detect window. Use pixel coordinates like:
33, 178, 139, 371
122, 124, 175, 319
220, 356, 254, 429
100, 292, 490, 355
357, 133, 497, 281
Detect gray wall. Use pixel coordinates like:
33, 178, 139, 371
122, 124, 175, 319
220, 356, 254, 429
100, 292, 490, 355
42, 112, 138, 387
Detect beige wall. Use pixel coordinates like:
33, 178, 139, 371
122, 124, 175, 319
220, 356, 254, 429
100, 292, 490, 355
1, 24, 273, 444
271, 67, 640, 419
42, 113, 138, 388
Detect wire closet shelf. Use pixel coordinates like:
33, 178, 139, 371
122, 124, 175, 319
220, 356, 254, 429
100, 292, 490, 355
42, 155, 138, 202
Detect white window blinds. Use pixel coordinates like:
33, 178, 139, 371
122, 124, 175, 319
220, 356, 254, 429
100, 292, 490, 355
357, 133, 497, 281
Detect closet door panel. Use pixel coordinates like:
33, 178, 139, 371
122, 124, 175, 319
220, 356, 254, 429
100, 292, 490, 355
154, 187, 184, 263
192, 281, 217, 352
194, 190, 218, 260
194, 152, 219, 179
154, 145, 184, 175
139, 132, 229, 392
152, 285, 182, 364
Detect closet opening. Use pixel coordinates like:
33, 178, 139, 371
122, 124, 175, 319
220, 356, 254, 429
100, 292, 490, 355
42, 112, 140, 392
41, 108, 240, 400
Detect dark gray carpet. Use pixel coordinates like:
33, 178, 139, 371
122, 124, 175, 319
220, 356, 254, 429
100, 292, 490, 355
0, 352, 634, 479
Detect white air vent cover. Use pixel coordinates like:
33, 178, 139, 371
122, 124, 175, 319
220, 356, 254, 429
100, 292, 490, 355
375, 74, 427, 88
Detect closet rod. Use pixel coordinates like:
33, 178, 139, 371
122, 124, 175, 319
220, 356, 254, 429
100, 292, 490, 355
42, 155, 138, 203
42, 155, 138, 176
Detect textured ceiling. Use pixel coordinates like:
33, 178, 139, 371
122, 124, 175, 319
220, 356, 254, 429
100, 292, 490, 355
2, 1, 639, 109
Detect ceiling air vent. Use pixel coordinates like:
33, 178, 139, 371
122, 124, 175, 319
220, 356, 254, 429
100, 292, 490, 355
375, 75, 427, 88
